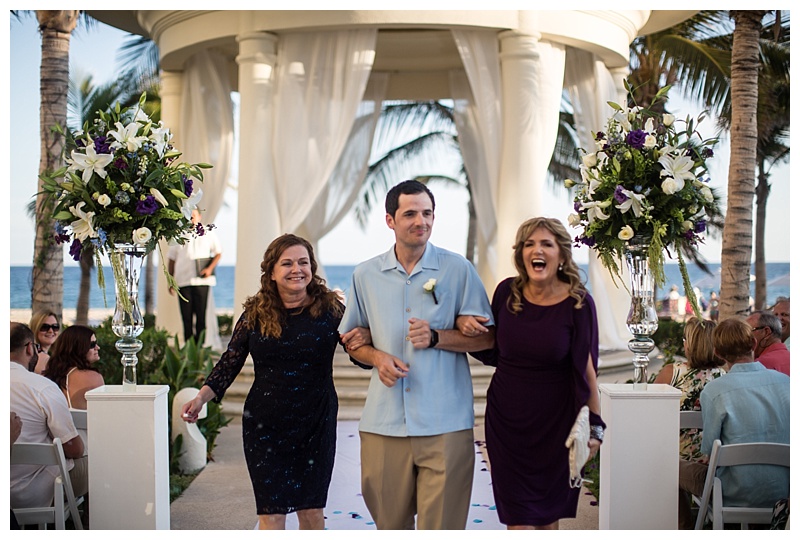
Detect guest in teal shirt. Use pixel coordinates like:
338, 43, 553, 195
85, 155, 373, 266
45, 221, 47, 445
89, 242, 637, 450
680, 317, 789, 524
339, 180, 494, 530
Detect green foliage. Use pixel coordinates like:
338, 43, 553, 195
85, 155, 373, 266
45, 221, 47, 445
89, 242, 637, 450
653, 317, 687, 363
583, 452, 600, 501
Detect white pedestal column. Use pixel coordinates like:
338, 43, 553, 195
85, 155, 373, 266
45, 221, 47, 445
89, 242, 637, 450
233, 32, 280, 322
85, 385, 170, 530
155, 70, 185, 341
599, 383, 681, 530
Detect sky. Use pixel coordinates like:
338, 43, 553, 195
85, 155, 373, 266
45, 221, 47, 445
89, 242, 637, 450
5, 11, 794, 271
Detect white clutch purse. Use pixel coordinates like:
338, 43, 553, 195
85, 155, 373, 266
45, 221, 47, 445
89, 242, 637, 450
565, 405, 590, 488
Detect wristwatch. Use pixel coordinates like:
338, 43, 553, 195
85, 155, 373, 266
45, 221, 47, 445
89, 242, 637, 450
590, 425, 604, 443
428, 329, 439, 349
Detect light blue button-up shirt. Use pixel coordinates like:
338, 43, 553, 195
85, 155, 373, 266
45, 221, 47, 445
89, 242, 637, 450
700, 362, 790, 508
339, 243, 493, 437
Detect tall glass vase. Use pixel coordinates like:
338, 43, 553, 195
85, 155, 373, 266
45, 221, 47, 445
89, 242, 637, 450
110, 243, 146, 391
624, 235, 659, 389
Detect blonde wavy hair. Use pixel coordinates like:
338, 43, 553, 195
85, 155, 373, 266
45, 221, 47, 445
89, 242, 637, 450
242, 234, 343, 338
683, 317, 723, 370
508, 217, 587, 314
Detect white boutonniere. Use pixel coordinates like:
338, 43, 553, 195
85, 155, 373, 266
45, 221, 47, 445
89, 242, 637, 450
423, 278, 438, 305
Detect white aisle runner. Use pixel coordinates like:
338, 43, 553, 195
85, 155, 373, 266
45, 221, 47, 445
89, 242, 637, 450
283, 421, 502, 530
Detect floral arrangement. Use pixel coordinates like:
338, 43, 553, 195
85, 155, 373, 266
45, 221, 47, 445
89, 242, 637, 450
40, 94, 212, 306
567, 82, 720, 312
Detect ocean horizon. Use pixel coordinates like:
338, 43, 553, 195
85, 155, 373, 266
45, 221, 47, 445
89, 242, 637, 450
9, 262, 791, 310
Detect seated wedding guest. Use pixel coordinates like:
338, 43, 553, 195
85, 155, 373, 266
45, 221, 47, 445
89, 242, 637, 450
10, 323, 87, 515
746, 311, 790, 376
678, 318, 789, 529
654, 317, 724, 529
44, 325, 105, 410
771, 297, 790, 350
29, 310, 61, 374
182, 234, 349, 530
456, 217, 603, 530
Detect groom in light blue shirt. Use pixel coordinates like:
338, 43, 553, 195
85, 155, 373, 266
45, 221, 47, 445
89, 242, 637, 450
339, 180, 494, 530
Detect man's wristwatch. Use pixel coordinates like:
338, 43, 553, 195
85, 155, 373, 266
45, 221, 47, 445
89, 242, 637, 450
428, 329, 439, 349
590, 425, 604, 443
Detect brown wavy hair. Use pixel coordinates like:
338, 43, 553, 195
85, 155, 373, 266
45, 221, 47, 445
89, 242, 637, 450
683, 317, 723, 370
44, 325, 99, 389
30, 309, 60, 347
508, 217, 587, 313
242, 234, 344, 338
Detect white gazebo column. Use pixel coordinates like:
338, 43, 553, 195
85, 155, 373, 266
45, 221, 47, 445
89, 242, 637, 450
496, 31, 565, 280
599, 383, 682, 529
233, 32, 280, 321
155, 70, 185, 339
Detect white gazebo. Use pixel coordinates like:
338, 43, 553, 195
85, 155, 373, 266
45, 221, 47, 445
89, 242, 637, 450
88, 9, 695, 351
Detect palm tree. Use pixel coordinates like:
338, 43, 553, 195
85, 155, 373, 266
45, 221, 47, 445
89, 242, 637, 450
30, 10, 80, 319
719, 10, 767, 320
717, 13, 790, 309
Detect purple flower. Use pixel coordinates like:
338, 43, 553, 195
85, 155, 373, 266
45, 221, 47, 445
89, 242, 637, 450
114, 158, 128, 170
195, 222, 205, 236
54, 233, 71, 245
136, 195, 159, 216
184, 176, 193, 197
94, 136, 111, 154
579, 236, 596, 247
626, 129, 647, 149
69, 239, 82, 261
595, 131, 606, 141
702, 148, 714, 159
614, 185, 629, 204
685, 147, 700, 160
574, 201, 582, 213
694, 220, 706, 233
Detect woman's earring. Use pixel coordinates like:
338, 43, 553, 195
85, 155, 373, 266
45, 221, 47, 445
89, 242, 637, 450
558, 263, 564, 272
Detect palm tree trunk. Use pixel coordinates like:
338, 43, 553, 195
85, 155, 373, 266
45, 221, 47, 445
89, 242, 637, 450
144, 253, 155, 316
465, 193, 477, 265
75, 245, 93, 326
753, 157, 769, 310
32, 11, 79, 318
719, 10, 764, 320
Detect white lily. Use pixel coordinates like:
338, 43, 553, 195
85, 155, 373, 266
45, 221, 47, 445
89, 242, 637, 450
582, 153, 598, 168
69, 145, 114, 183
180, 187, 204, 219
701, 186, 714, 203
69, 202, 96, 242
615, 189, 647, 218
644, 118, 654, 133
567, 213, 581, 227
107, 121, 147, 152
582, 200, 612, 223
133, 109, 151, 124
149, 122, 172, 158
150, 188, 169, 207
659, 153, 696, 183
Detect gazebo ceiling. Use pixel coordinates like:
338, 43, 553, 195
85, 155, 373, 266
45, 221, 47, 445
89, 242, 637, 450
87, 10, 696, 100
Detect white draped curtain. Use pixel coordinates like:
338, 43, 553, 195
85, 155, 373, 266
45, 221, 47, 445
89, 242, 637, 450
299, 72, 389, 270
272, 30, 378, 236
450, 29, 502, 288
180, 49, 235, 351
564, 47, 632, 351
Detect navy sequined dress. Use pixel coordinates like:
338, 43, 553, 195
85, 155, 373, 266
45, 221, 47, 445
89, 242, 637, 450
204, 306, 342, 515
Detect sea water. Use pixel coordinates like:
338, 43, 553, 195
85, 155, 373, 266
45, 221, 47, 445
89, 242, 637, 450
9, 262, 791, 310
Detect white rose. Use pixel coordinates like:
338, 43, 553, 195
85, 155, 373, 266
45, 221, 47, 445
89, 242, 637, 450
97, 193, 111, 207
618, 225, 635, 241
643, 134, 657, 149
661, 177, 682, 195
582, 153, 598, 168
568, 213, 581, 227
423, 278, 437, 292
701, 186, 714, 203
682, 220, 694, 232
132, 227, 152, 246
662, 113, 675, 127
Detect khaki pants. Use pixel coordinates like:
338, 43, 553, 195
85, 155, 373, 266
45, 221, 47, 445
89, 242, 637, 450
678, 459, 708, 529
360, 429, 474, 530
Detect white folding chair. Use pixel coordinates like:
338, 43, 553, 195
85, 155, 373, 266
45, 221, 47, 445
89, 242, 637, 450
694, 439, 790, 530
11, 438, 85, 530
70, 409, 87, 430
679, 410, 703, 429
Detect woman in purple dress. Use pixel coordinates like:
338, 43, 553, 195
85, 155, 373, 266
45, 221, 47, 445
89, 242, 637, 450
458, 217, 605, 529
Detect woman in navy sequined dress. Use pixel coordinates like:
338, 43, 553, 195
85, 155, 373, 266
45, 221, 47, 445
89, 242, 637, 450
181, 234, 359, 530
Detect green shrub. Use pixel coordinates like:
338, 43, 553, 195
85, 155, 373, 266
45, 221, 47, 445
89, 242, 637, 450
93, 317, 171, 386
217, 313, 234, 336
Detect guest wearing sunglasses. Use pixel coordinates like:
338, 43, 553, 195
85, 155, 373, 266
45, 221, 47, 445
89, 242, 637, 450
29, 310, 61, 374
44, 325, 104, 410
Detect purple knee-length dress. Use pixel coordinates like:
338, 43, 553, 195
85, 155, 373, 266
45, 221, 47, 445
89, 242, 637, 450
474, 278, 599, 526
